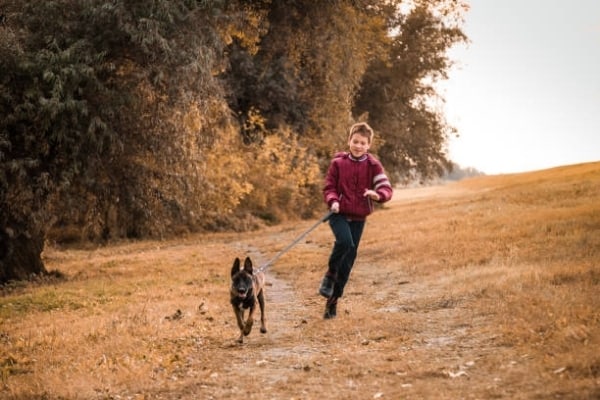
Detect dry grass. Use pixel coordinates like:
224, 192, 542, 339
1, 162, 599, 399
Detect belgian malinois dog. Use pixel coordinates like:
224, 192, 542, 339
230, 257, 267, 343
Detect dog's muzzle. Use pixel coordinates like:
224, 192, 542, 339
234, 287, 249, 299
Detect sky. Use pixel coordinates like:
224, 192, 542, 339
442, 0, 600, 174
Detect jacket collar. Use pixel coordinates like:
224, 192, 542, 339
348, 153, 368, 162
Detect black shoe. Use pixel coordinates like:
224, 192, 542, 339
323, 298, 337, 319
319, 275, 334, 298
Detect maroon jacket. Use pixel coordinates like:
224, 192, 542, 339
323, 152, 393, 221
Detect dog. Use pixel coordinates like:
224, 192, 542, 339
230, 256, 267, 343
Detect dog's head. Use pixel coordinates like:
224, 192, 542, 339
231, 257, 254, 300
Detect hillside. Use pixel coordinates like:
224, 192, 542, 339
1, 162, 599, 399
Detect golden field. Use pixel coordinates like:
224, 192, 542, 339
1, 162, 599, 399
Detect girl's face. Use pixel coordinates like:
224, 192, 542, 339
348, 133, 371, 158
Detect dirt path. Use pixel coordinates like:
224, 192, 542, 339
146, 245, 332, 399
179, 250, 553, 400
228, 245, 331, 389
155, 242, 511, 400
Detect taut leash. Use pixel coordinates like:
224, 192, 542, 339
256, 211, 333, 273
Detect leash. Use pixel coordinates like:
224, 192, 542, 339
256, 211, 333, 273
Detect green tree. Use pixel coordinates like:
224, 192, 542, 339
0, 0, 259, 282
1, 1, 118, 281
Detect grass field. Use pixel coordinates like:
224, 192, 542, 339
1, 162, 599, 399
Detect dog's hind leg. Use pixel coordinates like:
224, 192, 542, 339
257, 290, 267, 334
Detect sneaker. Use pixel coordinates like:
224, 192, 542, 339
323, 299, 337, 319
318, 275, 334, 298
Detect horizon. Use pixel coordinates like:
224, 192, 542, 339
443, 0, 600, 175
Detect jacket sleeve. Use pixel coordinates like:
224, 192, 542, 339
323, 159, 340, 206
371, 161, 393, 203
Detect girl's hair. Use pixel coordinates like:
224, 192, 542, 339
348, 122, 374, 143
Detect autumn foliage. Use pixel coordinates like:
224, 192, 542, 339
0, 0, 467, 282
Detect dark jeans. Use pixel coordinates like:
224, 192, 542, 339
326, 213, 365, 298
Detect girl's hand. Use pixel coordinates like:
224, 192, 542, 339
364, 189, 380, 201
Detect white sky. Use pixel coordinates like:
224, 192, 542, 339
443, 0, 600, 174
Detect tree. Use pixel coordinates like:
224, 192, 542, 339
354, 0, 468, 182
1, 0, 468, 283
223, 0, 388, 161
1, 1, 118, 281
0, 0, 256, 283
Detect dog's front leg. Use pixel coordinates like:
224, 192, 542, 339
243, 305, 255, 336
232, 305, 245, 343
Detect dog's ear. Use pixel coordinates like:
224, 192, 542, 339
231, 257, 241, 277
243, 257, 253, 274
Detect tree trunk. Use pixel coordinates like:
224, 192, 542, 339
0, 228, 47, 284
